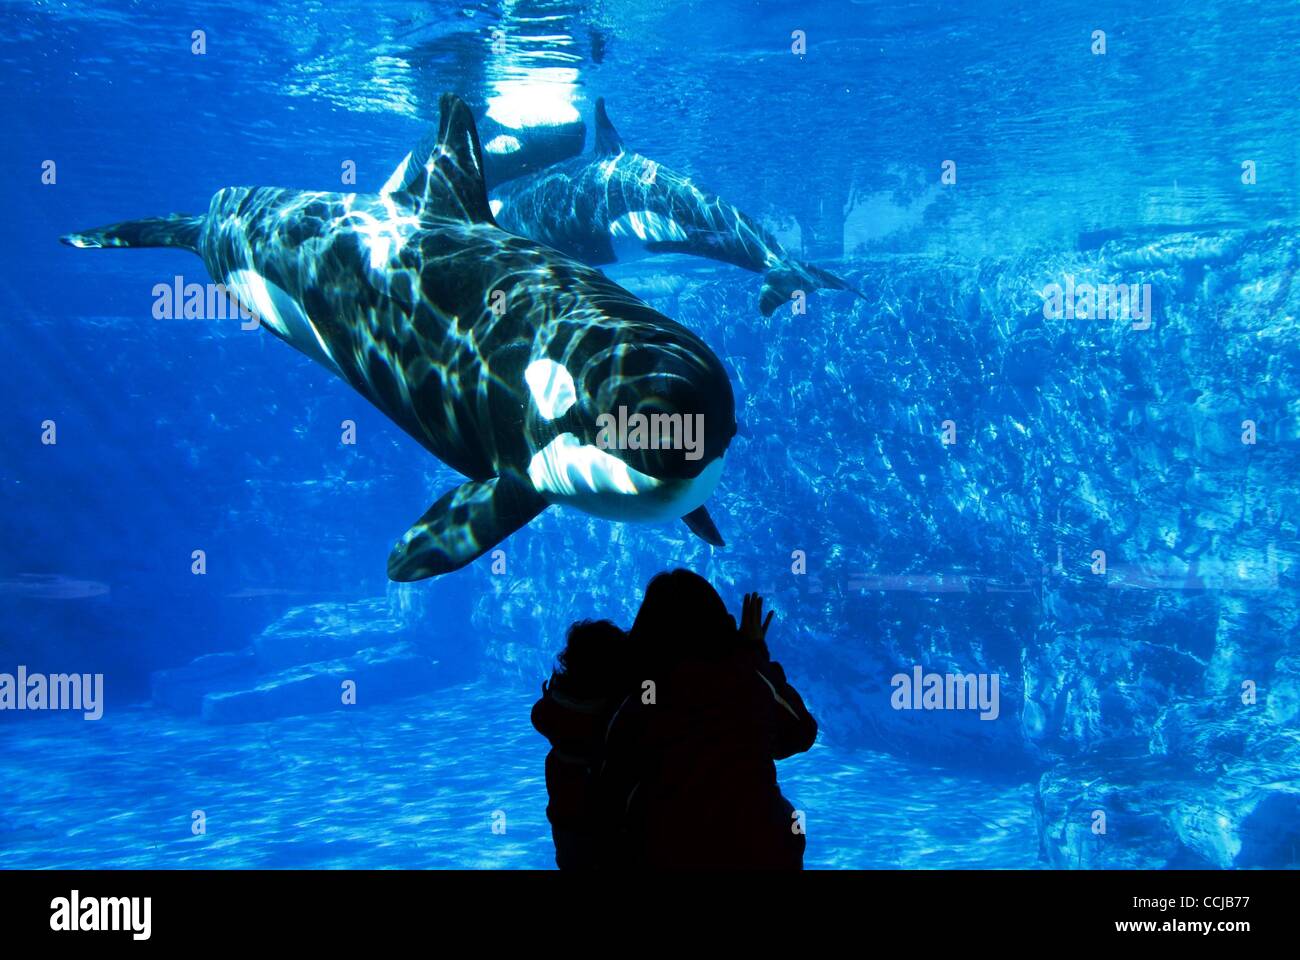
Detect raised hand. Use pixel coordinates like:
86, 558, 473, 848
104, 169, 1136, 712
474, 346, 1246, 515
740, 592, 774, 657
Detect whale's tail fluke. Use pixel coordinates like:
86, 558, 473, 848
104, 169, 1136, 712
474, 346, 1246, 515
60, 214, 204, 254
759, 259, 862, 317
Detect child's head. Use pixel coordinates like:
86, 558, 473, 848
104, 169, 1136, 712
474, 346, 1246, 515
556, 619, 629, 699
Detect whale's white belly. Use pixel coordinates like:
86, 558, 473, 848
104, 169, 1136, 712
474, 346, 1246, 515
527, 434, 723, 522
225, 269, 343, 377
606, 210, 688, 263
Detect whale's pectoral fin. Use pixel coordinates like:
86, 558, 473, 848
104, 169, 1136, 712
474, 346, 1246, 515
387, 475, 548, 581
60, 214, 205, 253
682, 505, 725, 547
381, 93, 497, 226
759, 261, 864, 317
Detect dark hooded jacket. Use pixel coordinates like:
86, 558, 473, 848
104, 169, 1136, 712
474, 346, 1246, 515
599, 645, 818, 870
531, 669, 622, 870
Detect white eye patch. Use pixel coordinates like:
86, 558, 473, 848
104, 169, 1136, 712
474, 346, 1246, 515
484, 134, 522, 155
524, 358, 577, 420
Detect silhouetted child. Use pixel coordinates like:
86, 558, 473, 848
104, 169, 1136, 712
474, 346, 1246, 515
530, 619, 630, 870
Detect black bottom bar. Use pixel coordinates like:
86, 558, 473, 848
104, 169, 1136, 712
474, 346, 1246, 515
0, 868, 1287, 945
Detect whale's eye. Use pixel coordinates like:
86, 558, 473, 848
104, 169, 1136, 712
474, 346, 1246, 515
524, 358, 577, 420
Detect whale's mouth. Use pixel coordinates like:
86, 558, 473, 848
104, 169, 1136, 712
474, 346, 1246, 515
526, 433, 723, 522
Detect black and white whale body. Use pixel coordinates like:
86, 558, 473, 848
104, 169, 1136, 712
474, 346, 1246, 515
476, 113, 587, 190
61, 94, 735, 580
489, 99, 857, 317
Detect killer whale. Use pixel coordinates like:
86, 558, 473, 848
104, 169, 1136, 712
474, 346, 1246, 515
489, 98, 859, 317
61, 94, 735, 580
476, 113, 587, 190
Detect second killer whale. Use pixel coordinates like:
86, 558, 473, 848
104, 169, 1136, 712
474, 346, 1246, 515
489, 98, 860, 317
61, 94, 736, 580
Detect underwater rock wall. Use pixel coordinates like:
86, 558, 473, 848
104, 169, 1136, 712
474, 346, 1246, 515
150, 592, 472, 723
485, 226, 1296, 762
463, 225, 1299, 866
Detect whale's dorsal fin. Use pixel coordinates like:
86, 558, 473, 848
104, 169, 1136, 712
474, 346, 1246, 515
594, 98, 625, 157
382, 93, 496, 225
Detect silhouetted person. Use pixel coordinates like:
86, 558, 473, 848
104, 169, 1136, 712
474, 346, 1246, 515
600, 569, 817, 869
531, 619, 630, 870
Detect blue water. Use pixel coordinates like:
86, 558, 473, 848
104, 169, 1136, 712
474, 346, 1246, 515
1, 0, 1298, 869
